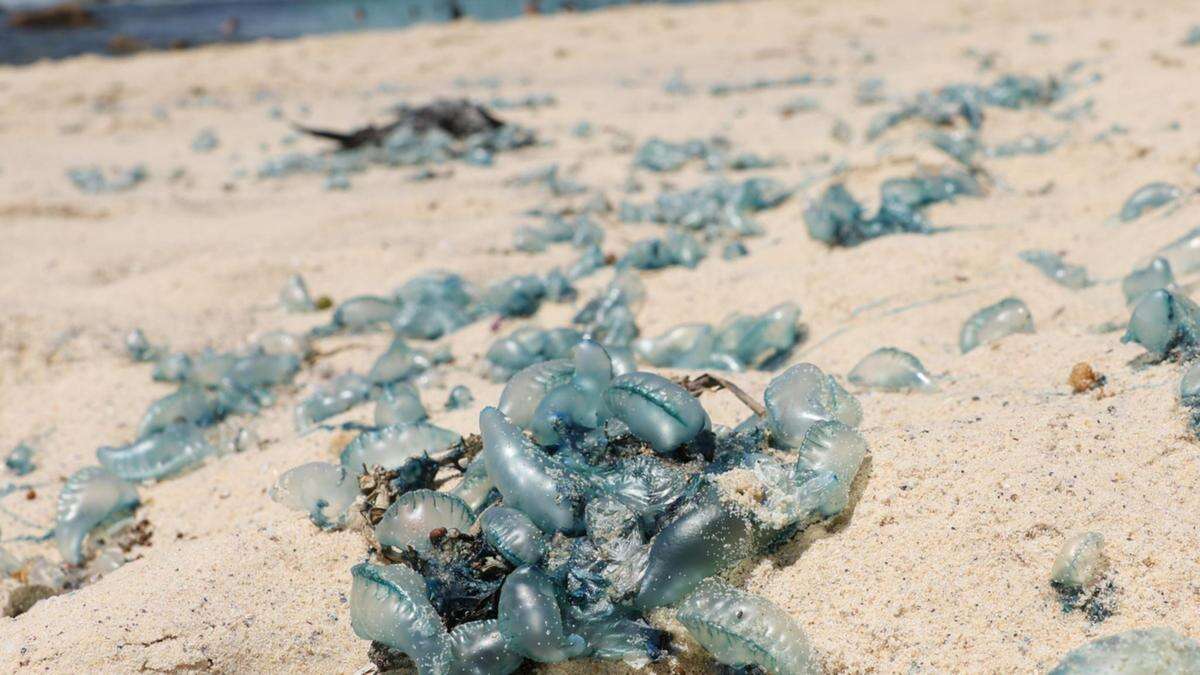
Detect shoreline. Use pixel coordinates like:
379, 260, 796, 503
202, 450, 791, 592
0, 0, 716, 66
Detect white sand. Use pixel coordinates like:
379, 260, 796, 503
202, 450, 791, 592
2, 0, 1200, 671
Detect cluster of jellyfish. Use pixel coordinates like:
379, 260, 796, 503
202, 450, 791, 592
272, 337, 868, 674
21, 67, 1200, 671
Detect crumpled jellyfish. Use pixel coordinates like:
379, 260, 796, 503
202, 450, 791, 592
678, 579, 820, 675
764, 363, 862, 449
270, 462, 360, 529
959, 297, 1034, 353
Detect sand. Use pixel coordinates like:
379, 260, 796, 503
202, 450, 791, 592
2, 0, 1200, 671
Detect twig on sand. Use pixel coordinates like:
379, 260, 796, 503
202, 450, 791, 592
675, 372, 766, 417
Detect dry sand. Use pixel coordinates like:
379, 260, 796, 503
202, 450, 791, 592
2, 0, 1200, 671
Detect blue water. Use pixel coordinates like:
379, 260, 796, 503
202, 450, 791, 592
0, 0, 705, 65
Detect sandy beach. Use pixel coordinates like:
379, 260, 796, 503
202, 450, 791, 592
2, 0, 1200, 671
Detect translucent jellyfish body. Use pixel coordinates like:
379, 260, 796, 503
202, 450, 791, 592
678, 580, 819, 675
528, 340, 613, 446
375, 383, 429, 426
152, 352, 192, 382
959, 297, 1034, 353
387, 271, 476, 340
847, 347, 935, 391
1157, 226, 1200, 275
480, 407, 586, 534
1122, 289, 1200, 360
497, 566, 587, 662
585, 495, 643, 546
716, 451, 826, 530
327, 295, 399, 333
486, 327, 582, 381
635, 489, 752, 609
180, 350, 236, 386
571, 612, 668, 667
191, 128, 218, 153
339, 423, 462, 475
573, 271, 645, 349
619, 230, 707, 270
1122, 258, 1176, 306
294, 373, 373, 431
280, 273, 317, 312
369, 338, 436, 384
375, 489, 474, 554
987, 133, 1063, 158
792, 420, 869, 517
805, 170, 980, 247
1181, 363, 1200, 406
634, 303, 802, 371
254, 330, 313, 360
597, 455, 689, 529
483, 275, 546, 318
513, 226, 548, 253
477, 505, 546, 567
604, 372, 709, 455
227, 353, 300, 391
97, 423, 215, 482
447, 619, 523, 675
449, 457, 496, 513
1049, 628, 1200, 674
68, 164, 146, 194
393, 303, 473, 342
1118, 182, 1181, 222
541, 267, 578, 302
633, 136, 715, 172
124, 328, 159, 362
1018, 250, 1090, 289
393, 271, 475, 317
350, 562, 453, 675
55, 467, 140, 565
445, 386, 474, 410
270, 462, 360, 529
633, 324, 716, 369
138, 386, 221, 437
5, 443, 35, 476
564, 244, 605, 281
1050, 532, 1106, 590
716, 303, 802, 369
619, 176, 789, 239
723, 240, 749, 259
804, 184, 865, 246
498, 359, 574, 429
764, 363, 862, 449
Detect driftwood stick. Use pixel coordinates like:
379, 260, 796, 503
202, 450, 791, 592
675, 372, 766, 417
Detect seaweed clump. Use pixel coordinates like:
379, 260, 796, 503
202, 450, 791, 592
261, 99, 536, 183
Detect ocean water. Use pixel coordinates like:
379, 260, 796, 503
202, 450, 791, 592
0, 0, 706, 65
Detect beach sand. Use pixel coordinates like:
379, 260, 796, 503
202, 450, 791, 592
2, 0, 1200, 671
